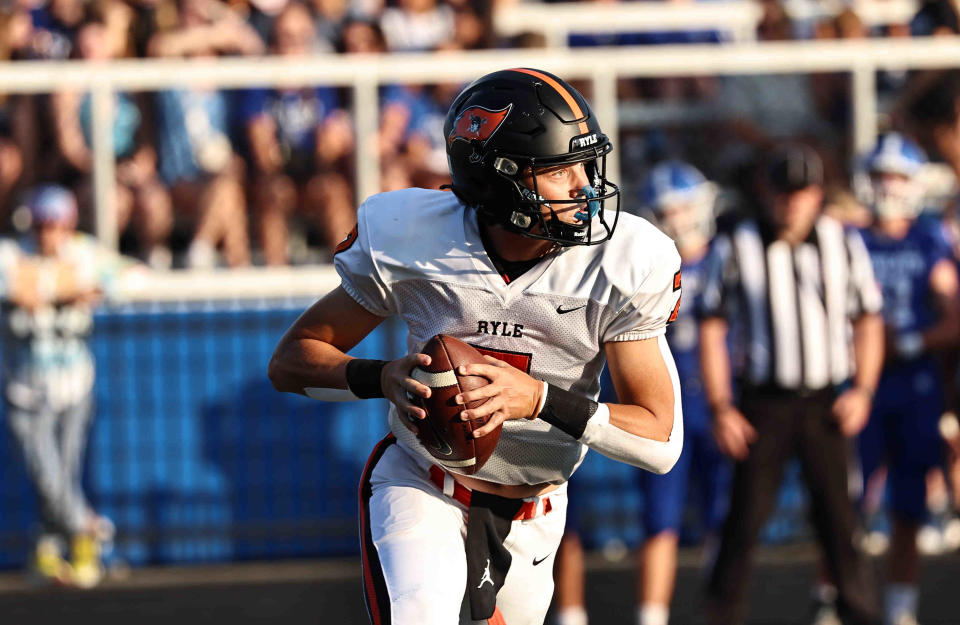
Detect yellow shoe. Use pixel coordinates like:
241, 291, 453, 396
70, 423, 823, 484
69, 533, 104, 589
31, 536, 71, 585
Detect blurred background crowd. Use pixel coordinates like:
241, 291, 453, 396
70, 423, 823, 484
3, 0, 960, 268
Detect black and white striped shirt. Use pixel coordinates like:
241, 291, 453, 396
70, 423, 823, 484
700, 215, 882, 391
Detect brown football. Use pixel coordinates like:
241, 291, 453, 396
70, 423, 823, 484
409, 334, 501, 475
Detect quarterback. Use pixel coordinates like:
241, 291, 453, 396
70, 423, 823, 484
269, 68, 683, 625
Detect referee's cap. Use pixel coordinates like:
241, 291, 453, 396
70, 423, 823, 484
766, 144, 824, 192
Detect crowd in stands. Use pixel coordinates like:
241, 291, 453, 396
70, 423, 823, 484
1, 0, 960, 267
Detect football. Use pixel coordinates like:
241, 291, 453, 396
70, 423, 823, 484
409, 334, 501, 474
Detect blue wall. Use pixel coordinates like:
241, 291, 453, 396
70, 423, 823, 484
0, 300, 810, 569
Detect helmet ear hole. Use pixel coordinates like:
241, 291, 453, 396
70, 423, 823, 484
510, 212, 533, 229
493, 157, 519, 176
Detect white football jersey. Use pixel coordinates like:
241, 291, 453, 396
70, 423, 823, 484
335, 188, 681, 485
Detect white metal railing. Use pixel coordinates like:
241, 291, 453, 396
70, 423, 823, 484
493, 0, 918, 48
116, 265, 341, 301
492, 2, 764, 46
3, 37, 960, 250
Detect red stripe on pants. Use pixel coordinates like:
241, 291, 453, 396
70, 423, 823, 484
358, 434, 397, 625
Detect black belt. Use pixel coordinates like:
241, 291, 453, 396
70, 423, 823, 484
739, 383, 836, 400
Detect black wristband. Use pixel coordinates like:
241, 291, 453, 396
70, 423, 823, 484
345, 359, 388, 399
538, 383, 598, 439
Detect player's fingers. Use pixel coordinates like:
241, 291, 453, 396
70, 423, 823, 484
407, 352, 431, 368
461, 397, 502, 421
455, 384, 499, 405
482, 355, 509, 367
473, 412, 505, 438
401, 376, 432, 399
458, 363, 499, 381
400, 400, 426, 421
397, 391, 427, 420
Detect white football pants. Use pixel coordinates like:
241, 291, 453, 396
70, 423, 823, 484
359, 436, 567, 625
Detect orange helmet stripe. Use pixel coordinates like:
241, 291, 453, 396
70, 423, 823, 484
509, 68, 590, 135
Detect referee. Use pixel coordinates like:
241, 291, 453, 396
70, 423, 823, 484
700, 145, 884, 625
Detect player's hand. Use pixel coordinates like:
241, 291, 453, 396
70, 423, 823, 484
381, 353, 432, 433
713, 404, 757, 461
455, 355, 544, 438
832, 387, 872, 437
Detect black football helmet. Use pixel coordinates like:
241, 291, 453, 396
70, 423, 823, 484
443, 68, 620, 246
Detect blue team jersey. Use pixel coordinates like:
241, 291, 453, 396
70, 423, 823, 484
860, 217, 953, 334
667, 253, 710, 431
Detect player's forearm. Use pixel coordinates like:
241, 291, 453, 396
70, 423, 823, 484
563, 335, 681, 474
580, 398, 682, 475
267, 338, 352, 395
852, 313, 884, 392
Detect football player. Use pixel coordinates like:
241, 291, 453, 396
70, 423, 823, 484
856, 133, 960, 625
268, 68, 684, 625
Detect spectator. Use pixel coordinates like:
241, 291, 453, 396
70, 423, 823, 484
338, 16, 387, 54
0, 3, 35, 61
148, 0, 257, 267
243, 2, 354, 264
51, 17, 174, 268
27, 0, 87, 60
911, 0, 960, 36
0, 102, 25, 230
399, 83, 459, 189
443, 2, 493, 50
700, 145, 884, 625
335, 18, 415, 192
379, 0, 454, 51
147, 0, 265, 58
306, 0, 349, 51
0, 185, 132, 587
375, 84, 445, 192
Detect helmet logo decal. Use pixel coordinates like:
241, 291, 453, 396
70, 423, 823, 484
447, 105, 511, 147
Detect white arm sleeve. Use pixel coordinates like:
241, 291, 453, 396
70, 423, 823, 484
304, 387, 360, 402
580, 335, 684, 474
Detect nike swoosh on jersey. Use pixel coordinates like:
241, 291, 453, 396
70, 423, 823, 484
532, 554, 551, 566
556, 304, 587, 314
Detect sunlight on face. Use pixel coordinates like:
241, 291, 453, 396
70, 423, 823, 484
521, 162, 592, 225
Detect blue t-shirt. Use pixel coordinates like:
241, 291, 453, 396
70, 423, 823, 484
241, 86, 340, 161
860, 216, 953, 334
155, 89, 232, 185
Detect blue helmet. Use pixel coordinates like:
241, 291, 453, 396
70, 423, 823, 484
638, 160, 716, 248
856, 132, 927, 218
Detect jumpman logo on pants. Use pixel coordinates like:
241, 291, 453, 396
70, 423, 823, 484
477, 558, 494, 589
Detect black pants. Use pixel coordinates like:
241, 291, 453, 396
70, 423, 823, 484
705, 388, 880, 625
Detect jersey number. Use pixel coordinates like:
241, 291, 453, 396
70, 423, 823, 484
667, 269, 682, 324
470, 345, 533, 373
